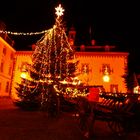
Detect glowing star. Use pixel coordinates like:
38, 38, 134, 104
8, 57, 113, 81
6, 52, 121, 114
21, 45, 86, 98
55, 4, 64, 17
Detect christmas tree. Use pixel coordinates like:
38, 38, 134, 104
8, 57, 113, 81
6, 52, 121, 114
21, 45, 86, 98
15, 4, 79, 113
122, 63, 137, 93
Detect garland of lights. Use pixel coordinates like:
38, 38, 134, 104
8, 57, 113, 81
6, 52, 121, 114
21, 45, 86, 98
0, 4, 65, 36
0, 29, 48, 36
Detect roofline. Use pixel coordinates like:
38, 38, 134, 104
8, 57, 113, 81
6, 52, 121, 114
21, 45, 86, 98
75, 52, 129, 57
0, 37, 16, 52
15, 50, 129, 57
16, 51, 33, 55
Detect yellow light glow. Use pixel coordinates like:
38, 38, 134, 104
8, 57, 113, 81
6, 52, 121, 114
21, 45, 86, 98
133, 86, 140, 93
103, 75, 110, 82
0, 29, 48, 36
60, 80, 67, 84
20, 72, 27, 79
55, 4, 64, 17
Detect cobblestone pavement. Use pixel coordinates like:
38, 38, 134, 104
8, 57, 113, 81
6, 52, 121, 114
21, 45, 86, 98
0, 98, 140, 140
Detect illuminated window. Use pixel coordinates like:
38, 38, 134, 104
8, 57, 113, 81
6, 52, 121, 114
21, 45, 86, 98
133, 86, 140, 94
101, 64, 113, 83
110, 84, 118, 93
101, 64, 113, 75
81, 63, 89, 74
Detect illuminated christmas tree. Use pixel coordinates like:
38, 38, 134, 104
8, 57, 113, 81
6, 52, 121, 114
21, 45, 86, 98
15, 4, 79, 112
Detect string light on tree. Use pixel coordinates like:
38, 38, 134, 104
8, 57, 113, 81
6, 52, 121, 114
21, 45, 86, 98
15, 4, 82, 113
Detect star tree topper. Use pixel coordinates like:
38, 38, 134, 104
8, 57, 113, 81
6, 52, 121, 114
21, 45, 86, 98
55, 4, 65, 18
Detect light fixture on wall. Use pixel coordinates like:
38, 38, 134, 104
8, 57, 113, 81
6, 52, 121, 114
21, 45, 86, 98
103, 75, 110, 82
100, 64, 113, 82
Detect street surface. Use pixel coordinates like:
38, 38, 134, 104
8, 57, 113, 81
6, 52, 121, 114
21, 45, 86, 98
0, 98, 139, 140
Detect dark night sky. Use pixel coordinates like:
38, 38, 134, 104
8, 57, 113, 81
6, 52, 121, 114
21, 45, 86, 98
0, 0, 140, 72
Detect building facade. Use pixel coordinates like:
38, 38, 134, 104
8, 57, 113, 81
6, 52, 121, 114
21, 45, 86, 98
76, 51, 128, 93
0, 36, 16, 97
11, 50, 128, 99
0, 30, 129, 99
